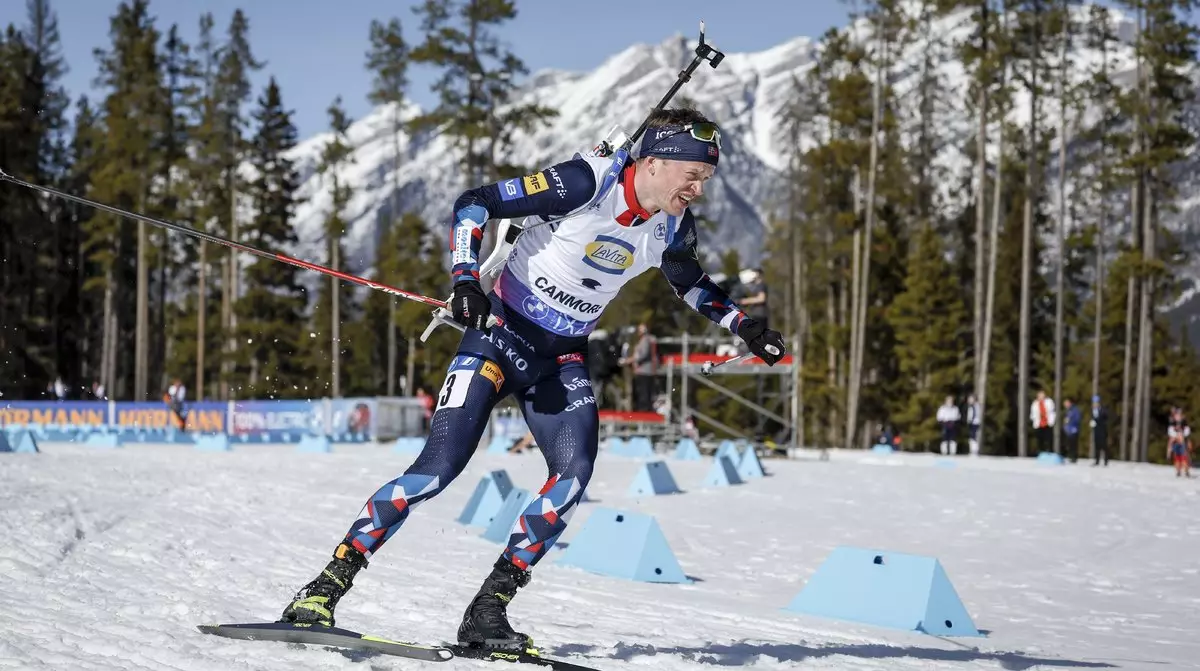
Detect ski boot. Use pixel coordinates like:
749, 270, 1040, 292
278, 542, 367, 627
457, 557, 534, 651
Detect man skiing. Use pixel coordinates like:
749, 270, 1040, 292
277, 107, 785, 652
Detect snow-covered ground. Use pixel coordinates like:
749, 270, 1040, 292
2, 441, 1198, 670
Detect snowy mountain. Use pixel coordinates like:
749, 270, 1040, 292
280, 3, 1198, 337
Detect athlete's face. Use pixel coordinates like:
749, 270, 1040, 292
644, 158, 714, 216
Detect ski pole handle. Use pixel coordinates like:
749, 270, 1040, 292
419, 307, 501, 343
699, 345, 781, 376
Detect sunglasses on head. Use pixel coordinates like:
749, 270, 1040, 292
648, 122, 723, 150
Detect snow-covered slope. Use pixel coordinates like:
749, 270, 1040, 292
3, 442, 1198, 669
283, 3, 1197, 333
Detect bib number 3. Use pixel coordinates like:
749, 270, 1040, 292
436, 370, 472, 411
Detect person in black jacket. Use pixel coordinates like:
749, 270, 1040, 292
1090, 395, 1109, 467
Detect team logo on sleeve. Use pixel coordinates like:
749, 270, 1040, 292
522, 171, 549, 195
499, 178, 525, 201
582, 235, 636, 275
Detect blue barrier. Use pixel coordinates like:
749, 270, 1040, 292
296, 434, 332, 453
84, 431, 122, 448
394, 436, 425, 453
626, 461, 681, 497
784, 546, 981, 637
673, 438, 701, 461
481, 488, 534, 544
702, 455, 743, 487
612, 436, 655, 458
458, 470, 515, 528
556, 508, 689, 583
738, 446, 765, 479
194, 434, 232, 452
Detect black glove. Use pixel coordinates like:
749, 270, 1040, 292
450, 280, 492, 332
737, 318, 785, 366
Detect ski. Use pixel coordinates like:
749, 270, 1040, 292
447, 644, 603, 670
197, 621, 454, 662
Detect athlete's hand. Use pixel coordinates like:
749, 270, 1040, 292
736, 318, 785, 366
450, 280, 492, 332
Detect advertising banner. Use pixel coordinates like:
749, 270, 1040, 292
0, 401, 108, 428
327, 398, 376, 438
231, 400, 321, 436
114, 401, 227, 432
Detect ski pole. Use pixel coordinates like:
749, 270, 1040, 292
699, 346, 781, 377
0, 167, 498, 329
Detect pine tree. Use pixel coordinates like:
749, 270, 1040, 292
66, 96, 102, 396
409, 0, 557, 183
237, 77, 311, 399
0, 25, 51, 398
172, 11, 221, 400
1131, 0, 1200, 455
365, 16, 410, 396
215, 9, 263, 400
887, 226, 969, 449
153, 23, 197, 394
385, 212, 459, 396
306, 96, 356, 398
85, 0, 167, 400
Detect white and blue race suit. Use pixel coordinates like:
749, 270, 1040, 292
340, 154, 752, 571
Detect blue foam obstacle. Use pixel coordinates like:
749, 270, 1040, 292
458, 470, 515, 527
702, 454, 743, 487
612, 436, 654, 458
83, 431, 122, 448
715, 440, 739, 461
673, 438, 701, 460
0, 430, 38, 453
737, 446, 765, 479
604, 436, 626, 454
394, 436, 425, 454
296, 434, 332, 453
626, 460, 681, 497
556, 507, 689, 583
481, 487, 534, 544
194, 433, 232, 451
784, 547, 981, 637
1037, 452, 1064, 465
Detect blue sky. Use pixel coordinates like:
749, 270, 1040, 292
0, 0, 853, 138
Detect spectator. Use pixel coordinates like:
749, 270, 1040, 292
1062, 398, 1082, 463
1090, 395, 1109, 467
936, 396, 960, 455
1167, 407, 1192, 478
1030, 389, 1056, 455
415, 387, 433, 433
875, 422, 895, 449
53, 376, 66, 402
165, 378, 188, 431
733, 268, 769, 331
586, 329, 621, 409
619, 323, 658, 412
965, 394, 981, 456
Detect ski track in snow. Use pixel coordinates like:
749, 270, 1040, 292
1, 443, 1197, 670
